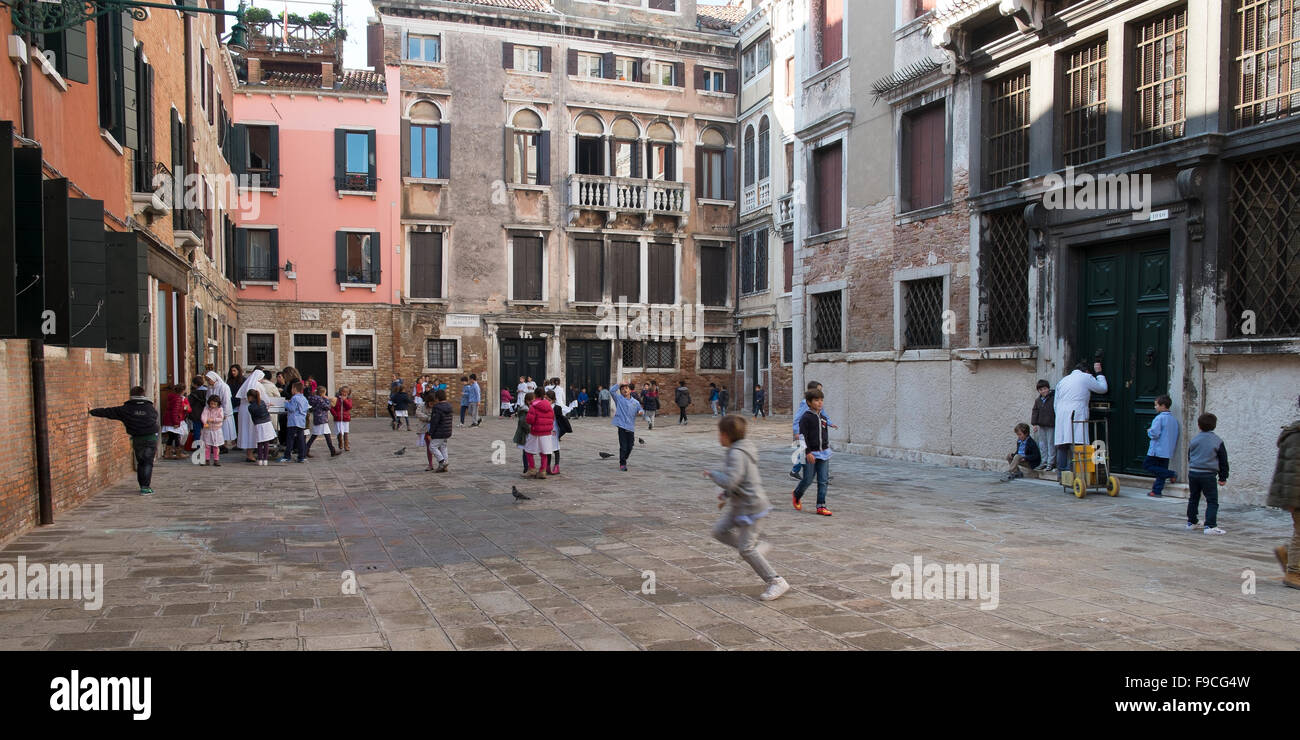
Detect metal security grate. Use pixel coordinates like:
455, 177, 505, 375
983, 210, 1030, 345
345, 335, 373, 367
293, 334, 327, 347
1132, 8, 1187, 149
1063, 39, 1108, 165
985, 68, 1031, 188
903, 278, 944, 349
426, 339, 458, 369
700, 342, 728, 369
622, 341, 643, 368
1228, 149, 1300, 337
247, 334, 275, 365
811, 290, 842, 353
646, 342, 676, 368
1235, 0, 1300, 128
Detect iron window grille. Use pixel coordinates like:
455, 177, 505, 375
1063, 39, 1108, 165
345, 335, 374, 367
621, 341, 642, 368
646, 342, 676, 368
984, 68, 1031, 189
426, 339, 458, 369
982, 210, 1029, 345
293, 334, 327, 347
1131, 7, 1188, 150
699, 342, 728, 369
903, 278, 944, 349
1227, 149, 1300, 337
246, 334, 275, 365
811, 290, 843, 353
1234, 0, 1300, 128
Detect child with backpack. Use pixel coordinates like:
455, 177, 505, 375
88, 387, 160, 495
306, 385, 340, 457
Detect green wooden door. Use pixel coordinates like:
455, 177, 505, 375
1079, 240, 1170, 475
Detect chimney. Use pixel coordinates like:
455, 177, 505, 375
247, 57, 262, 84
321, 62, 335, 90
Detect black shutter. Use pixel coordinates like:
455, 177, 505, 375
723, 147, 735, 200
574, 238, 603, 302
366, 129, 376, 188
631, 143, 641, 178
538, 134, 550, 186
649, 242, 675, 304
611, 241, 640, 303
229, 123, 247, 175
0, 122, 14, 337
105, 231, 144, 353
267, 125, 279, 187
67, 198, 106, 348
335, 231, 347, 284
725, 68, 737, 93
695, 147, 704, 196
513, 236, 542, 301
694, 64, 706, 90
369, 231, 381, 284
540, 47, 552, 73
401, 119, 411, 177
40, 180, 73, 345
170, 108, 183, 172
438, 123, 450, 178
601, 52, 615, 79
333, 128, 346, 188
269, 229, 280, 282
755, 230, 768, 292
63, 25, 90, 83
567, 49, 578, 76
13, 148, 45, 339
121, 12, 137, 151
502, 42, 514, 70
194, 307, 204, 374
234, 227, 247, 282
430, 233, 443, 298
699, 244, 727, 307
673, 61, 685, 87
665, 145, 675, 181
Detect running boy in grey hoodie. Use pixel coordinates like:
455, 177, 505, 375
704, 415, 790, 601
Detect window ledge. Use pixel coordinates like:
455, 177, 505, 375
698, 90, 736, 99
402, 60, 447, 69
896, 202, 953, 224
507, 69, 551, 78
508, 184, 550, 192
698, 198, 736, 207
741, 290, 772, 299
239, 186, 279, 195
337, 190, 378, 200
953, 345, 1038, 372
100, 129, 124, 156
339, 283, 379, 292
803, 57, 850, 89
403, 177, 448, 186
566, 75, 685, 93
804, 228, 848, 246
406, 297, 449, 305
1192, 338, 1300, 360
239, 280, 280, 291
507, 300, 546, 307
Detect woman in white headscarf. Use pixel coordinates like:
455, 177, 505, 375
204, 370, 236, 450
235, 368, 266, 461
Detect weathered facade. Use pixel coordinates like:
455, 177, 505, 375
371, 0, 742, 410
797, 0, 1300, 505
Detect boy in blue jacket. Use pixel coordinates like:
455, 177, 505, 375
280, 381, 309, 463
1002, 423, 1041, 480
1144, 395, 1181, 497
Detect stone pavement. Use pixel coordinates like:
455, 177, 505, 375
2, 414, 1297, 651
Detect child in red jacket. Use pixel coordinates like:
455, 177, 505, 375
161, 383, 191, 460
331, 386, 353, 451
522, 394, 555, 479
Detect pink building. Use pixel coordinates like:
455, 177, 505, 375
227, 54, 400, 410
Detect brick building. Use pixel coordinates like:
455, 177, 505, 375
794, 0, 1300, 505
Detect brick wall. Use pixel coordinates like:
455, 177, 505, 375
0, 341, 134, 545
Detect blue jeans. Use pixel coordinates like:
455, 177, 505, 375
286, 427, 306, 461
1144, 455, 1175, 494
1186, 473, 1219, 528
794, 457, 828, 507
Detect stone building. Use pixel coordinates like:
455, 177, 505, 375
369, 0, 741, 410
796, 0, 1300, 505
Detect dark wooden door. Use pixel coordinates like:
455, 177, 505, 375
294, 350, 329, 392
500, 339, 546, 390
1079, 239, 1171, 474
565, 340, 611, 401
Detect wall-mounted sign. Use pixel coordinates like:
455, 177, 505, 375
300, 308, 320, 321
446, 313, 479, 328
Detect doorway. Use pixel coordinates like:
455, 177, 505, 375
291, 331, 331, 393
565, 340, 610, 402
500, 339, 546, 392
1078, 238, 1171, 474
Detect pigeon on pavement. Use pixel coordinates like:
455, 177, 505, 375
598, 452, 614, 459
638, 438, 645, 445
511, 486, 531, 502
393, 447, 406, 456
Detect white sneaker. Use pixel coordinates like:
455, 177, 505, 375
759, 577, 790, 601
1204, 527, 1226, 535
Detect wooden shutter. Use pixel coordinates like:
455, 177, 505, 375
65, 198, 106, 348
334, 231, 347, 284
368, 231, 381, 284
502, 42, 514, 70
267, 125, 279, 187
673, 61, 685, 87
64, 25, 89, 84
366, 130, 377, 186
40, 180, 74, 345
783, 240, 793, 293
699, 244, 727, 307
401, 119, 411, 177
602, 52, 615, 79
269, 229, 280, 282
410, 231, 442, 299
822, 0, 843, 68
722, 147, 735, 200
540, 47, 552, 73
334, 129, 346, 188
438, 123, 450, 178
537, 133, 550, 185
907, 104, 945, 210
105, 231, 145, 353
694, 64, 706, 90
725, 68, 737, 93
121, 13, 138, 151
574, 238, 603, 302
611, 241, 640, 303
665, 145, 676, 181
13, 148, 45, 339
815, 142, 842, 232
648, 242, 675, 304
567, 49, 579, 76
234, 227, 247, 281
228, 123, 246, 175
695, 147, 704, 195
367, 22, 383, 69
512, 236, 542, 301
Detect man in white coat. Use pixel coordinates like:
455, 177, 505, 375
1053, 360, 1108, 475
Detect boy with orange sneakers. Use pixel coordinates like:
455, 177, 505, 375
792, 389, 833, 516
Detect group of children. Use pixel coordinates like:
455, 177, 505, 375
1006, 380, 1232, 535
280, 382, 354, 464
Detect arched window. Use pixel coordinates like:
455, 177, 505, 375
611, 117, 641, 178
508, 109, 548, 185
743, 125, 756, 187
758, 116, 770, 181
697, 126, 731, 200
574, 113, 604, 175
405, 101, 446, 179
646, 122, 676, 181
